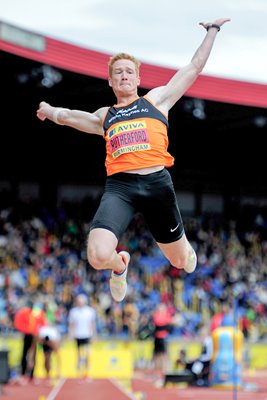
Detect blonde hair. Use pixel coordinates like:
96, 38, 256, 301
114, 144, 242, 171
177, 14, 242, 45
108, 52, 141, 76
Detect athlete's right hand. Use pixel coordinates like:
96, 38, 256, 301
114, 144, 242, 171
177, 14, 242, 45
36, 101, 50, 121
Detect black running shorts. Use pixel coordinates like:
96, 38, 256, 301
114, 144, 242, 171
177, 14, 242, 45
89, 168, 184, 243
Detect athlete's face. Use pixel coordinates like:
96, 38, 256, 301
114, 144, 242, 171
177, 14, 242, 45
108, 59, 140, 95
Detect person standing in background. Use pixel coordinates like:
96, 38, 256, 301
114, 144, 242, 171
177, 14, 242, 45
14, 300, 47, 383
152, 302, 173, 374
68, 294, 97, 380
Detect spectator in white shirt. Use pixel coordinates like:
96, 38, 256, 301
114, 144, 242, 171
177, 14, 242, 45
68, 294, 97, 379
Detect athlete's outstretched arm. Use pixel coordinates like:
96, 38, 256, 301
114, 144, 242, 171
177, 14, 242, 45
147, 17, 231, 113
36, 101, 107, 136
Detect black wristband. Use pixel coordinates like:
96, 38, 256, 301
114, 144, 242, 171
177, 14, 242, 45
206, 23, 220, 32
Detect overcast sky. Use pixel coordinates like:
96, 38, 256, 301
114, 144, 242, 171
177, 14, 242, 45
1, 0, 267, 85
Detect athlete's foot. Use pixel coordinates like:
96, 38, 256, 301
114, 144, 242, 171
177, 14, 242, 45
183, 248, 197, 273
109, 251, 130, 301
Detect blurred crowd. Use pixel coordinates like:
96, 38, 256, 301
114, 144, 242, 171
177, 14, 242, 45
0, 198, 267, 342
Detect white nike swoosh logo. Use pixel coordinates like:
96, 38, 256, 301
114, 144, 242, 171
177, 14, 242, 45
170, 223, 180, 232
